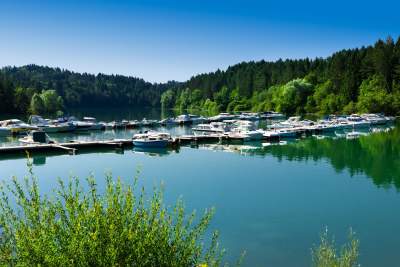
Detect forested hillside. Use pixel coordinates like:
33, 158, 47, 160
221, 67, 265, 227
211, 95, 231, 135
0, 65, 180, 114
1, 37, 400, 116
162, 37, 400, 115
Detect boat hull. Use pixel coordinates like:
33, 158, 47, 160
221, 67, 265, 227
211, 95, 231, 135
192, 129, 224, 135
133, 140, 169, 148
0, 128, 11, 136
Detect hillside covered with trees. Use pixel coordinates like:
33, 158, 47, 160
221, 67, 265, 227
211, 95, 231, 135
1, 37, 400, 116
0, 65, 180, 115
162, 37, 400, 115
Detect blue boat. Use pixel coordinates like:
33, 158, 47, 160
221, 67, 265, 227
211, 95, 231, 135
132, 132, 171, 148
133, 139, 169, 148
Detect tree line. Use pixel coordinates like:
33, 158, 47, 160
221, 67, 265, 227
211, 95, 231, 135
162, 37, 400, 115
0, 64, 181, 115
2, 37, 400, 116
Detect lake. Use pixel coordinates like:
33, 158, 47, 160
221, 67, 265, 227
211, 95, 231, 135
0, 109, 399, 266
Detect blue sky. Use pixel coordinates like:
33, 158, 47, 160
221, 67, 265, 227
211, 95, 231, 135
0, 0, 398, 82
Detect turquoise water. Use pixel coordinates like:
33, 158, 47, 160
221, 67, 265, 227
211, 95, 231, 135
0, 110, 399, 266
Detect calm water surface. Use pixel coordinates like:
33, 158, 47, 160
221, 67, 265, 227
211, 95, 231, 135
0, 109, 399, 267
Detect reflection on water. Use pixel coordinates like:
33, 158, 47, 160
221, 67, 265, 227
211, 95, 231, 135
0, 121, 399, 267
199, 126, 400, 189
2, 123, 399, 190
132, 147, 179, 157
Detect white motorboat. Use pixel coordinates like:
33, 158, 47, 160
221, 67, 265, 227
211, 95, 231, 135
189, 114, 207, 124
141, 118, 158, 127
82, 117, 105, 130
361, 113, 391, 125
160, 118, 178, 126
175, 114, 192, 125
192, 122, 230, 135
127, 120, 142, 128
261, 111, 286, 120
69, 117, 103, 131
346, 114, 371, 128
108, 120, 129, 129
0, 119, 38, 135
209, 113, 237, 122
133, 131, 171, 140
228, 121, 263, 141
29, 115, 75, 133
269, 116, 302, 129
238, 112, 260, 121
264, 129, 297, 138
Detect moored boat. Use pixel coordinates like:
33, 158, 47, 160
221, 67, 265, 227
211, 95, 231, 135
346, 114, 371, 128
160, 118, 178, 126
192, 122, 230, 135
132, 132, 172, 148
228, 121, 263, 141
175, 114, 192, 125
69, 117, 104, 131
264, 129, 298, 139
209, 113, 237, 122
29, 115, 75, 133
0, 119, 38, 135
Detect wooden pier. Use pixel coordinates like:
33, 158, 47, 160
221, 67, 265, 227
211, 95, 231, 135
0, 128, 325, 157
0, 139, 134, 155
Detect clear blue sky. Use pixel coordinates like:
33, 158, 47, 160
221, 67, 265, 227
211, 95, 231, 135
0, 0, 398, 82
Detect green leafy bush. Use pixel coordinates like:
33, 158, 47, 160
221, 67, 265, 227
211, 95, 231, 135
0, 161, 228, 266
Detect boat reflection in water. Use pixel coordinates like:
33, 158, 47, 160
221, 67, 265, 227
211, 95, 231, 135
132, 147, 178, 157
0, 123, 398, 190
193, 124, 400, 189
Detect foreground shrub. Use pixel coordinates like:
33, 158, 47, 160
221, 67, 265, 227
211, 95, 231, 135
0, 161, 227, 266
312, 228, 359, 267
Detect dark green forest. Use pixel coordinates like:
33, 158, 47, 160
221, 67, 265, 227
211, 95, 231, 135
1, 37, 400, 116
0, 65, 180, 115
162, 37, 400, 115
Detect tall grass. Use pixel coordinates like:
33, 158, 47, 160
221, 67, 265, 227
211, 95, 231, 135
0, 159, 230, 266
312, 228, 359, 267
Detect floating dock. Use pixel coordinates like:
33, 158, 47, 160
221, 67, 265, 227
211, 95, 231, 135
0, 139, 134, 155
0, 133, 293, 156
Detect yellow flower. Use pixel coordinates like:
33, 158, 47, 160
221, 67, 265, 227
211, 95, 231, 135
198, 264, 208, 267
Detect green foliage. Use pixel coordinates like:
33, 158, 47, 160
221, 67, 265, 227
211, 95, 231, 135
13, 87, 35, 114
1, 65, 181, 110
29, 93, 46, 114
3, 37, 400, 115
163, 36, 400, 115
312, 228, 359, 267
357, 75, 390, 113
342, 101, 357, 115
161, 89, 176, 109
0, 74, 15, 113
307, 80, 341, 114
40, 89, 64, 113
213, 86, 230, 111
29, 90, 64, 115
203, 99, 220, 115
0, 162, 227, 266
274, 79, 313, 115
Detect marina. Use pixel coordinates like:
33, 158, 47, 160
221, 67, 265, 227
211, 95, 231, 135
0, 112, 397, 156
